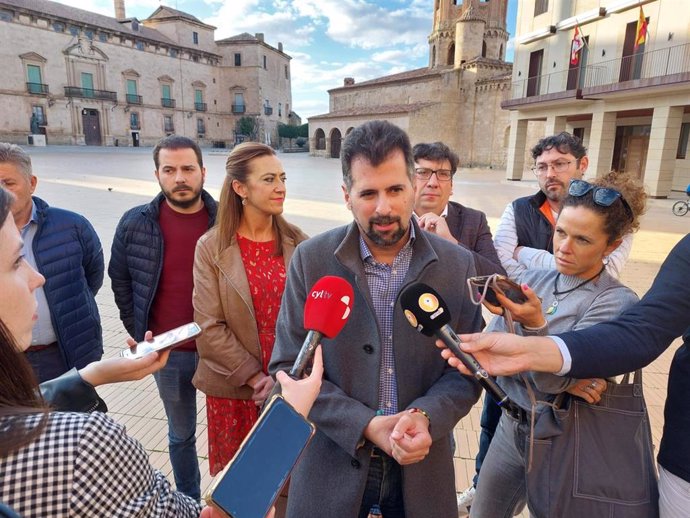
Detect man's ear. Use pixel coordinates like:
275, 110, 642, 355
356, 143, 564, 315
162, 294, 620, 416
578, 156, 589, 174
29, 175, 37, 194
342, 184, 352, 210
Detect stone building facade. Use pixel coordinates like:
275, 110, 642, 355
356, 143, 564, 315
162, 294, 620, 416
0, 0, 293, 147
308, 0, 512, 168
504, 0, 690, 196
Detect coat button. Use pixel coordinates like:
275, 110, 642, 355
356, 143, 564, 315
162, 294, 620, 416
363, 344, 374, 354
351, 458, 361, 469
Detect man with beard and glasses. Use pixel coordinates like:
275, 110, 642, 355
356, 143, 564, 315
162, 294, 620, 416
0, 143, 104, 383
269, 120, 482, 518
457, 132, 634, 516
109, 135, 217, 502
493, 131, 632, 279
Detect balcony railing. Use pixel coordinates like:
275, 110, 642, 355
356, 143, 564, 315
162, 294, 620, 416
508, 41, 690, 102
164, 124, 175, 133
195, 102, 207, 112
64, 86, 117, 101
26, 82, 49, 95
126, 93, 143, 105
264, 106, 273, 116
232, 104, 246, 114
161, 97, 176, 108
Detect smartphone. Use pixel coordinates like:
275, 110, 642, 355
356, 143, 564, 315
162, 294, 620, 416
468, 275, 528, 305
120, 322, 202, 359
206, 395, 316, 518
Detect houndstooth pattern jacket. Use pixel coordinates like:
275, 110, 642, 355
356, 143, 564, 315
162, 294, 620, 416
1, 412, 200, 517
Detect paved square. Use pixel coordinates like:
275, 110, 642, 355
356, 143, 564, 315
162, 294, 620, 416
24, 146, 688, 511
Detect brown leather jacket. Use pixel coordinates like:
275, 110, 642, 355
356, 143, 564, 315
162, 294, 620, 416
192, 225, 307, 399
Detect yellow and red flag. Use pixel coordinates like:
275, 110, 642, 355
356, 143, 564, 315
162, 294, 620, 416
634, 6, 648, 51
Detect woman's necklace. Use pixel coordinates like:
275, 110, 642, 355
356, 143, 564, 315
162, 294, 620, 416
546, 266, 605, 315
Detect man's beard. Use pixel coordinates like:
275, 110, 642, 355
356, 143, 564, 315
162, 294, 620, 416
161, 184, 203, 209
364, 215, 407, 247
543, 179, 566, 202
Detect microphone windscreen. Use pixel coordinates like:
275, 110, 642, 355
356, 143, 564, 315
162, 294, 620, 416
399, 283, 451, 337
303, 276, 354, 339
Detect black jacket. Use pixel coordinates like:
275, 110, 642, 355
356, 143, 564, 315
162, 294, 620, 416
512, 191, 554, 253
108, 191, 217, 340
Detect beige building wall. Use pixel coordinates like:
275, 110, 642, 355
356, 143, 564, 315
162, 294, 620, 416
0, 1, 292, 148
504, 0, 690, 195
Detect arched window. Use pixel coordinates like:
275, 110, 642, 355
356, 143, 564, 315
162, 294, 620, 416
482, 41, 487, 58
447, 43, 455, 65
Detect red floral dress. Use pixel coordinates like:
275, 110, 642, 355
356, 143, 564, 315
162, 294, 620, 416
206, 235, 287, 476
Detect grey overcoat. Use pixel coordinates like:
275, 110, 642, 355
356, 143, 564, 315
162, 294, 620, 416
269, 220, 483, 518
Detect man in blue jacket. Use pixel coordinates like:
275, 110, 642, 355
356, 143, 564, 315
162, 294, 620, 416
0, 143, 103, 383
108, 135, 217, 502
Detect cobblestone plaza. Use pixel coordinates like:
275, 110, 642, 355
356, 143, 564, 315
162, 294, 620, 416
24, 146, 689, 509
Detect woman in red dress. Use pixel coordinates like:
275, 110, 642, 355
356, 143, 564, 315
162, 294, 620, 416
192, 142, 308, 476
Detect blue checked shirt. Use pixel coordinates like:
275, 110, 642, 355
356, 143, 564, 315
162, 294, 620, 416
359, 225, 415, 416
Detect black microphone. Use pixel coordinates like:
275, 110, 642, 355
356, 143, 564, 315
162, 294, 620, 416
400, 282, 513, 409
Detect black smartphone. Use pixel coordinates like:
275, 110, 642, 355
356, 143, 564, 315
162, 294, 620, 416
206, 395, 316, 518
468, 275, 528, 305
120, 322, 202, 359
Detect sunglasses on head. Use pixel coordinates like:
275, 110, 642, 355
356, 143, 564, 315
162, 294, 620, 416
568, 179, 633, 220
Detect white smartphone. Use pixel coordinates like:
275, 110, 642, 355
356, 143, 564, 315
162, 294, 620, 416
120, 322, 202, 359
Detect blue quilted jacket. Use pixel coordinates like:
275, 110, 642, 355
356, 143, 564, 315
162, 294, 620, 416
32, 196, 104, 368
108, 191, 217, 341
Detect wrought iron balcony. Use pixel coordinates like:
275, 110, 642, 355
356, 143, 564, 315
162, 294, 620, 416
64, 86, 117, 101
195, 102, 207, 112
164, 123, 175, 133
161, 97, 176, 108
504, 42, 690, 108
232, 104, 246, 114
26, 82, 49, 95
264, 106, 273, 116
126, 94, 143, 105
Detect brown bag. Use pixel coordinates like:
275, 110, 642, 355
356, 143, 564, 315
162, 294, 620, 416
526, 370, 659, 518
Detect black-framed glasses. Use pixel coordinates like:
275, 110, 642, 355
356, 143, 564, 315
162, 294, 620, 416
568, 179, 633, 220
531, 159, 577, 176
414, 168, 453, 181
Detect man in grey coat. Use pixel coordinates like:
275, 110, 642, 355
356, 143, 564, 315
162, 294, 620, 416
269, 120, 482, 518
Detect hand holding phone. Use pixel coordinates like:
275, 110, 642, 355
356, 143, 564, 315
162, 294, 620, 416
120, 322, 202, 359
467, 275, 528, 306
206, 396, 315, 518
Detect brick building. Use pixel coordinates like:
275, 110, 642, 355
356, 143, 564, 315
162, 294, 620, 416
0, 0, 293, 147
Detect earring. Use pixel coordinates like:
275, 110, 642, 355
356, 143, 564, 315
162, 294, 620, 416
602, 256, 610, 266
241, 198, 247, 206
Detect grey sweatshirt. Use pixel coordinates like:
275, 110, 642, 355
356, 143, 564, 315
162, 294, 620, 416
486, 268, 639, 412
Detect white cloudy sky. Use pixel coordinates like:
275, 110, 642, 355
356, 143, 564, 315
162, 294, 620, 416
56, 0, 517, 119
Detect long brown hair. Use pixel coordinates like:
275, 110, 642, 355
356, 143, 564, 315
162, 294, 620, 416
215, 142, 299, 255
0, 187, 49, 455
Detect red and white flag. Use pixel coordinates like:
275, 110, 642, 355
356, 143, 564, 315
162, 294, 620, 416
570, 26, 585, 65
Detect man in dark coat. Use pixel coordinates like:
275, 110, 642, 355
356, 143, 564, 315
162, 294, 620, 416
269, 121, 482, 518
412, 141, 504, 276
108, 136, 217, 502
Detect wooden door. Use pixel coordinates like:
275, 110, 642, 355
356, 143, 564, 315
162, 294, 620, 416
82, 109, 102, 146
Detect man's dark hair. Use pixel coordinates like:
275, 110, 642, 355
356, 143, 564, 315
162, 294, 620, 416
531, 131, 587, 161
153, 135, 203, 170
412, 141, 459, 175
341, 120, 414, 190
